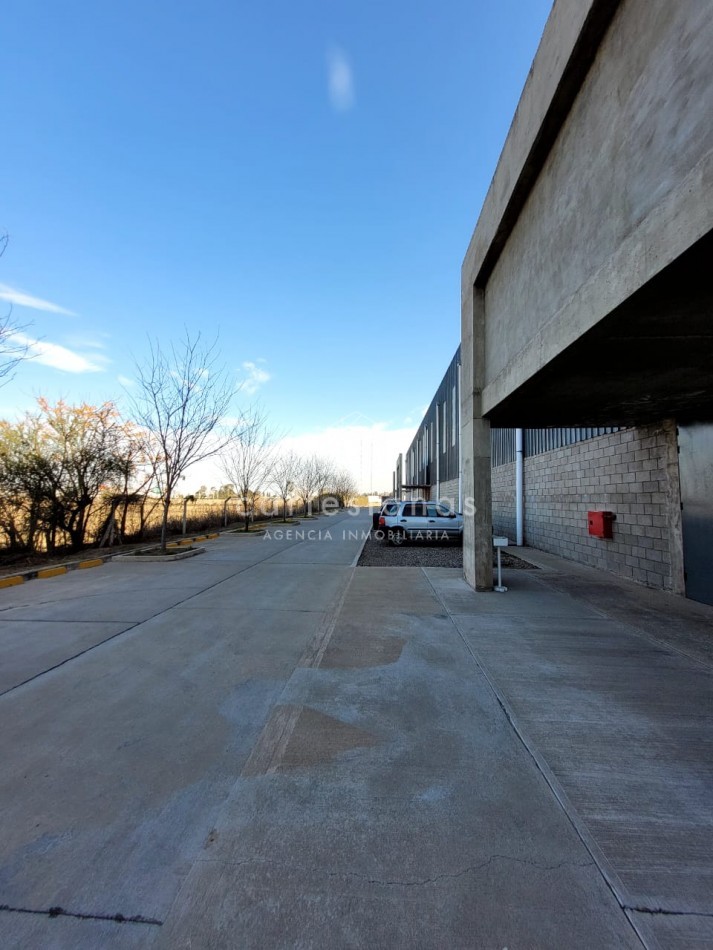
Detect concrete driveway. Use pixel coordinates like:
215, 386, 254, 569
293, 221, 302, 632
0, 509, 709, 948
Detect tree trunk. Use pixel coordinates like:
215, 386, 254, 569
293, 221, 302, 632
160, 493, 171, 552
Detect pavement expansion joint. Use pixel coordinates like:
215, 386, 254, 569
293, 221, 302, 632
0, 902, 163, 926
623, 904, 713, 919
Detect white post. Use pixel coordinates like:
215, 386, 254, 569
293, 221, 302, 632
493, 536, 509, 592
182, 498, 189, 535
223, 496, 233, 527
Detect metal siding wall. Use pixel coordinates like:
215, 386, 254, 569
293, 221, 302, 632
524, 426, 619, 456
491, 428, 516, 466
404, 346, 461, 486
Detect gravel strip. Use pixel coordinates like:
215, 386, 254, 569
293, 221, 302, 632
358, 532, 463, 568
357, 532, 538, 569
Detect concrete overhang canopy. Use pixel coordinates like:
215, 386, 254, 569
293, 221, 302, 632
486, 232, 713, 427
461, 0, 713, 429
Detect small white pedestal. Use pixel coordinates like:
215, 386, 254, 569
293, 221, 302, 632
493, 536, 509, 592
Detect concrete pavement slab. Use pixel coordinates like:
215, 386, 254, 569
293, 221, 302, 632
0, 603, 328, 931
0, 620, 133, 694
508, 547, 713, 668
0, 911, 158, 950
157, 854, 636, 950
154, 566, 641, 949
182, 562, 352, 614
1, 585, 206, 623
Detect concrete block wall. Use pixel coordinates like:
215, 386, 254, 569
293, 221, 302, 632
493, 423, 683, 591
435, 477, 460, 511
491, 462, 517, 541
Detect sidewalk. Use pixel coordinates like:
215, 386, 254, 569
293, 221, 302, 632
427, 552, 713, 950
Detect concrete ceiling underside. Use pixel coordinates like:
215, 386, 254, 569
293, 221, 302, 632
487, 230, 713, 428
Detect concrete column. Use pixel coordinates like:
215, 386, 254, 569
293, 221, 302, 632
662, 417, 686, 595
462, 285, 493, 591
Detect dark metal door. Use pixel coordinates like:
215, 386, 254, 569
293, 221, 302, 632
678, 423, 713, 606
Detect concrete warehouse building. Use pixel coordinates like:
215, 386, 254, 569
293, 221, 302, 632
455, 0, 713, 599
396, 346, 711, 604
395, 347, 463, 511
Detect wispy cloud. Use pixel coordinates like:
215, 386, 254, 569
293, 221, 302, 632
117, 374, 135, 387
241, 360, 271, 395
12, 333, 107, 373
0, 283, 76, 316
327, 46, 355, 113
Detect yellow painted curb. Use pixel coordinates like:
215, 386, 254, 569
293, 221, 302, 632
207, 533, 219, 539
0, 575, 25, 588
78, 558, 103, 570
38, 566, 68, 579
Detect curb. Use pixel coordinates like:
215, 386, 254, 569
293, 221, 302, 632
0, 533, 223, 589
114, 547, 206, 563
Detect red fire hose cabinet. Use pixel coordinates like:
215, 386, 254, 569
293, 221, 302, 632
588, 510, 614, 539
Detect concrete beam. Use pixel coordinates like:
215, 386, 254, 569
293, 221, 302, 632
462, 0, 621, 291
482, 152, 713, 418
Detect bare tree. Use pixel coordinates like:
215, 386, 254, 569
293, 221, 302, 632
129, 331, 238, 552
313, 455, 336, 512
294, 456, 319, 517
272, 448, 300, 522
0, 232, 30, 384
220, 406, 274, 531
329, 467, 358, 508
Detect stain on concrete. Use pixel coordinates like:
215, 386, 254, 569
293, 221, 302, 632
242, 704, 378, 776
278, 706, 378, 770
319, 632, 406, 669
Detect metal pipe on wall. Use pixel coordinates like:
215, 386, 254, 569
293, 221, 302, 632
458, 362, 463, 513
516, 428, 524, 545
435, 402, 441, 500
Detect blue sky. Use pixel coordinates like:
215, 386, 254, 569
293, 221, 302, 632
1, 0, 553, 491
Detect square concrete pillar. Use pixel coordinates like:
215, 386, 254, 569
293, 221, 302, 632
462, 286, 493, 591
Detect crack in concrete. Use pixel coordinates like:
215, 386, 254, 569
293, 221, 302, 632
0, 902, 162, 926
205, 853, 594, 888
624, 904, 713, 919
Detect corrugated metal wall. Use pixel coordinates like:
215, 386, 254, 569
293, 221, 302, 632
491, 427, 621, 466
402, 348, 621, 484
404, 347, 461, 486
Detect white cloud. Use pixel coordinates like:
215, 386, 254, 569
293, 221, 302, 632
117, 374, 135, 387
327, 46, 355, 113
11, 333, 108, 373
240, 360, 271, 395
0, 283, 76, 316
